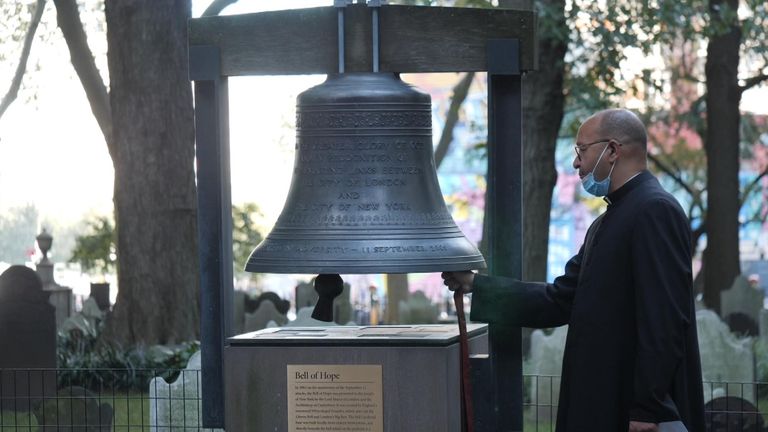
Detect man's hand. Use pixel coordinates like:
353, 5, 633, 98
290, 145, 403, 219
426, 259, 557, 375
441, 271, 475, 294
629, 421, 658, 432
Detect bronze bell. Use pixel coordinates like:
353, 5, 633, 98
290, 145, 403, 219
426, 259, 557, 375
246, 73, 485, 276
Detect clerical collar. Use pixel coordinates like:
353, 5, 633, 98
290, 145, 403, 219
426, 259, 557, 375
603, 170, 652, 206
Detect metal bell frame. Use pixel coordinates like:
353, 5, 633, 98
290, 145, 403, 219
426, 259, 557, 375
189, 2, 534, 430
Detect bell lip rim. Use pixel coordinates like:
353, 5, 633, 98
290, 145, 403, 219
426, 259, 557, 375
243, 261, 487, 275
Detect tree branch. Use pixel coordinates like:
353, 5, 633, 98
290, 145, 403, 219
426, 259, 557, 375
740, 166, 768, 207
740, 73, 768, 93
202, 0, 239, 17
434, 72, 474, 169
53, 0, 114, 160
647, 152, 699, 199
0, 0, 46, 121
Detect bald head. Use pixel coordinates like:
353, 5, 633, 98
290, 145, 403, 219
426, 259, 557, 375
587, 108, 647, 151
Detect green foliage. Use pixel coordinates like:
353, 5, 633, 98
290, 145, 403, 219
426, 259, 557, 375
57, 315, 200, 391
69, 215, 116, 275
232, 202, 264, 275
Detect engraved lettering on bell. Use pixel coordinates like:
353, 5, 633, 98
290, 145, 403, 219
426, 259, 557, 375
245, 73, 486, 274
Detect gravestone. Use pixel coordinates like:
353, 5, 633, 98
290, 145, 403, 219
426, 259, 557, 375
697, 309, 755, 403
333, 282, 353, 325
760, 309, 768, 342
398, 290, 439, 324
232, 290, 246, 335
89, 283, 111, 311
244, 299, 288, 332
525, 325, 567, 422
721, 275, 763, 335
246, 291, 290, 315
294, 281, 317, 313
703, 396, 765, 432
0, 266, 57, 412
35, 229, 74, 329
149, 351, 223, 432
284, 306, 333, 327
34, 386, 113, 431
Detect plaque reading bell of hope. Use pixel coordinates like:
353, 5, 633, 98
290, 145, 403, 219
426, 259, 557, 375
287, 364, 383, 432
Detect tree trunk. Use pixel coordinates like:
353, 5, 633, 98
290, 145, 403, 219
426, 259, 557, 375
702, 0, 741, 314
520, 0, 567, 281
102, 0, 199, 345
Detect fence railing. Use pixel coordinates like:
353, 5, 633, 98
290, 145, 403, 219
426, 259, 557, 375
2, 369, 766, 431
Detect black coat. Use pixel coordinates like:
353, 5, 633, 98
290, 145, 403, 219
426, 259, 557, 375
471, 171, 705, 431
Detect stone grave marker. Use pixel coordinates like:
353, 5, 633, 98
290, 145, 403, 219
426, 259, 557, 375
398, 290, 439, 324
232, 290, 246, 335
0, 265, 57, 412
149, 351, 223, 432
35, 229, 74, 330
243, 299, 288, 332
284, 306, 333, 327
526, 325, 567, 422
333, 282, 352, 325
721, 275, 763, 335
34, 386, 113, 431
294, 281, 317, 313
697, 309, 755, 403
703, 396, 764, 432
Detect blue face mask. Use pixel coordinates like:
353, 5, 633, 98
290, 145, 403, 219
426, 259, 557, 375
581, 143, 615, 197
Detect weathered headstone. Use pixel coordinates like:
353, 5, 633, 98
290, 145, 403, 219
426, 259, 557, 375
284, 306, 334, 327
35, 229, 74, 329
294, 281, 317, 313
697, 309, 755, 403
333, 282, 352, 325
249, 291, 290, 315
89, 283, 111, 311
398, 290, 439, 324
703, 396, 765, 432
34, 386, 113, 431
243, 299, 288, 332
232, 290, 246, 335
721, 275, 763, 335
149, 351, 223, 432
759, 309, 768, 342
0, 266, 57, 412
525, 325, 567, 422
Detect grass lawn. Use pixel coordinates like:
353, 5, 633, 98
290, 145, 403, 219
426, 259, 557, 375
2, 392, 150, 431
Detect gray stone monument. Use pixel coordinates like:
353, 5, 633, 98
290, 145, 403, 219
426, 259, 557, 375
284, 306, 333, 327
35, 229, 74, 329
149, 351, 223, 432
525, 325, 567, 421
333, 282, 353, 325
232, 290, 246, 335
0, 266, 57, 412
243, 299, 289, 332
697, 309, 755, 403
34, 386, 113, 431
398, 290, 439, 324
294, 280, 317, 313
721, 275, 763, 335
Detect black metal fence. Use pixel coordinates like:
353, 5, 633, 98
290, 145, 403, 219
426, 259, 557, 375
525, 375, 768, 432
1, 368, 208, 431
2, 369, 767, 430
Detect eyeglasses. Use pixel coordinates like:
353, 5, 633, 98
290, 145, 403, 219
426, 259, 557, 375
574, 139, 611, 161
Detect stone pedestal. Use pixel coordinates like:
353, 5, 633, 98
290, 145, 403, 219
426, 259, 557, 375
225, 324, 487, 432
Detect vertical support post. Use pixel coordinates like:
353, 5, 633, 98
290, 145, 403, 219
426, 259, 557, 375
484, 39, 523, 432
189, 45, 232, 429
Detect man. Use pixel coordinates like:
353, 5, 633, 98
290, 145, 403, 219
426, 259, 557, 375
443, 109, 704, 432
